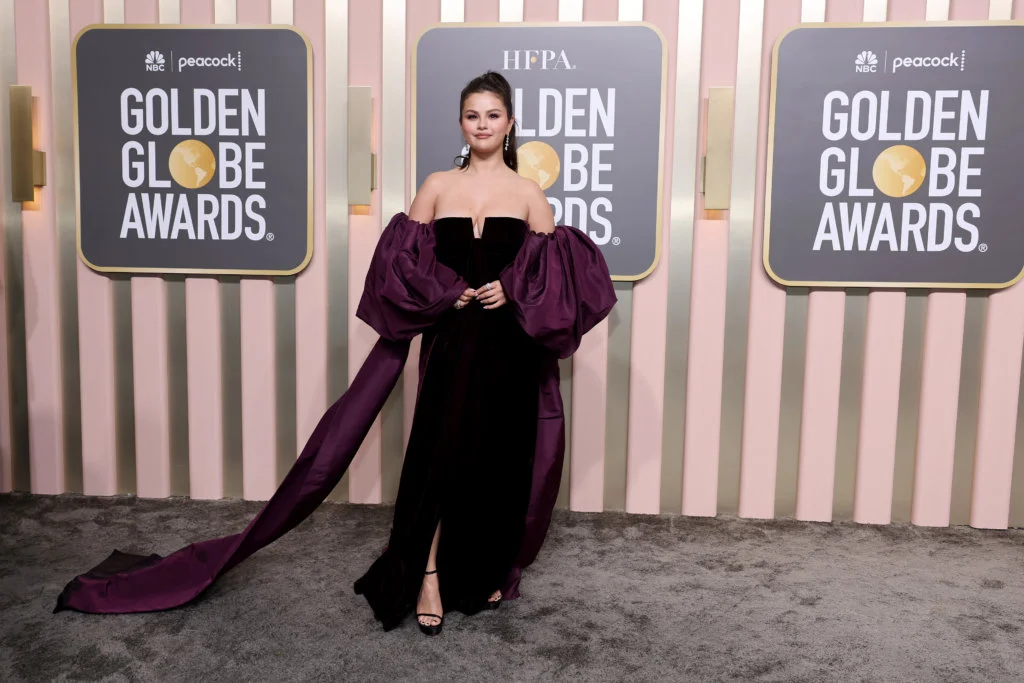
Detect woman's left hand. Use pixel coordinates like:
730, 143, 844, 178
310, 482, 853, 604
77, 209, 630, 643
476, 280, 506, 310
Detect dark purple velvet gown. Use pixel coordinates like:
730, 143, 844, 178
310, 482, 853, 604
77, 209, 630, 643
53, 212, 616, 630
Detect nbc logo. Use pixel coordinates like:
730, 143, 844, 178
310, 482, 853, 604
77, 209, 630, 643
855, 50, 878, 73
145, 51, 166, 72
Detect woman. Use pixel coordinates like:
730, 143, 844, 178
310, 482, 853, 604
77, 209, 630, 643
355, 71, 563, 635
53, 72, 616, 635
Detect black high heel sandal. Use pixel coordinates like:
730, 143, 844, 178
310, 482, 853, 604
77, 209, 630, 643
416, 569, 443, 636
485, 591, 502, 610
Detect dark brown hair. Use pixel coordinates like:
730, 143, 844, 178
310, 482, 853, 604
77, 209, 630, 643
455, 71, 518, 172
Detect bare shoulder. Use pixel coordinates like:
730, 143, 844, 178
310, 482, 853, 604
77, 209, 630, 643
408, 171, 450, 223
519, 175, 555, 234
430, 170, 459, 193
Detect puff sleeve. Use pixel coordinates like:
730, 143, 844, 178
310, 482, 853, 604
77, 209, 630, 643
499, 225, 617, 358
356, 212, 468, 341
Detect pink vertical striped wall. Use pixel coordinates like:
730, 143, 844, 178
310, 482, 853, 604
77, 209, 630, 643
736, 0, 800, 519
682, 0, 739, 518
797, 0, 866, 526
237, 0, 277, 502
71, 1, 116, 500
567, 0, 614, 514
3, 0, 1024, 533
126, 0, 172, 503
180, 0, 221, 504
625, 0, 671, 516
12, 0, 65, 496
347, 0, 384, 504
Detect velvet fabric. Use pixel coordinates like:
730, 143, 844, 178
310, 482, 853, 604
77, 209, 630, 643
54, 212, 615, 618
355, 215, 546, 629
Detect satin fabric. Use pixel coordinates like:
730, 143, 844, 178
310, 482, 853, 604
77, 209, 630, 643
54, 212, 615, 616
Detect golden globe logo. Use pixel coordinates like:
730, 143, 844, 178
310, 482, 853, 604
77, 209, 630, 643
517, 141, 560, 190
871, 145, 926, 198
814, 88, 988, 253
118, 87, 271, 242
168, 139, 216, 189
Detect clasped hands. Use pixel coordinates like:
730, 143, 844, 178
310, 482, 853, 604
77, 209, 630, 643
453, 281, 505, 310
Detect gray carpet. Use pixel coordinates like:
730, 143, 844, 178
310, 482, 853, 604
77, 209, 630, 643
3, 492, 1024, 682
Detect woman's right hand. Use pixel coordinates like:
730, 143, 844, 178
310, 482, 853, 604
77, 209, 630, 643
453, 287, 476, 310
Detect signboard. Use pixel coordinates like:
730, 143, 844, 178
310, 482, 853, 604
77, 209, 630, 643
73, 25, 312, 275
413, 23, 667, 281
765, 23, 1024, 289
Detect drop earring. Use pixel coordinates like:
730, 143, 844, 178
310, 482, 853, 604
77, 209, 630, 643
454, 143, 470, 168
504, 135, 509, 151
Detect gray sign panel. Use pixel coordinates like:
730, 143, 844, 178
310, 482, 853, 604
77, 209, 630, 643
765, 23, 1024, 289
413, 23, 666, 281
73, 25, 311, 275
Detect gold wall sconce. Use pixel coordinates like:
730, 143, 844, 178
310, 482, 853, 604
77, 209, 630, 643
9, 85, 46, 202
701, 86, 734, 211
348, 85, 375, 210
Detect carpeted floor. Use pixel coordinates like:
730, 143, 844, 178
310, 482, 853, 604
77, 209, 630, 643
3, 492, 1024, 681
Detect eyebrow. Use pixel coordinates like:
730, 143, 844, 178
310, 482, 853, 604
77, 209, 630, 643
463, 108, 502, 114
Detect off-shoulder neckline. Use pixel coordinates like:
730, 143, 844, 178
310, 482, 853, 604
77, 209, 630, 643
434, 215, 525, 223
396, 212, 555, 238
435, 215, 526, 239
